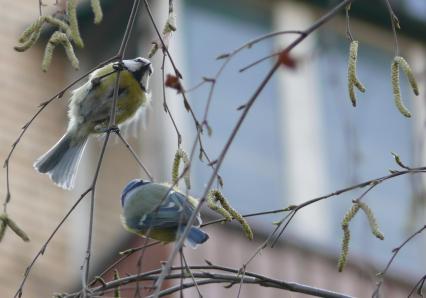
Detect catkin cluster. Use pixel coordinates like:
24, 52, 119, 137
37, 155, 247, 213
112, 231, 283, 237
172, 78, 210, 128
207, 189, 253, 240
14, 0, 103, 71
338, 201, 384, 272
172, 148, 191, 189
346, 42, 419, 117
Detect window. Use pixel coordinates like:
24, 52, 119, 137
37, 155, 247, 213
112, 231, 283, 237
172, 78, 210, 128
404, 0, 426, 20
182, 0, 284, 226
180, 0, 425, 275
317, 31, 424, 274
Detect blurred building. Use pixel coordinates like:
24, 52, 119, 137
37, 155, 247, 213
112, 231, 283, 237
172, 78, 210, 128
0, 0, 425, 297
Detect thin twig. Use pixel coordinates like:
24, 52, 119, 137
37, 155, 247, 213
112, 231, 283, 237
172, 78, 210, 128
243, 211, 295, 270
38, 0, 42, 16
2, 56, 118, 212
115, 130, 154, 181
383, 0, 399, 56
407, 274, 426, 297
147, 274, 351, 298
270, 168, 426, 247
82, 0, 141, 293
345, 4, 354, 41
161, 53, 182, 146
240, 0, 355, 72
239, 52, 279, 73
216, 30, 304, 61
143, 0, 182, 78
373, 224, 426, 297
68, 265, 353, 298
89, 241, 160, 288
152, 1, 355, 295
82, 130, 112, 292
181, 252, 202, 297
236, 266, 246, 298
14, 188, 92, 298
201, 208, 289, 227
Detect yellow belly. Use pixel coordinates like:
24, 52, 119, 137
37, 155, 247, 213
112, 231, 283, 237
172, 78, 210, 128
88, 69, 146, 133
133, 228, 178, 243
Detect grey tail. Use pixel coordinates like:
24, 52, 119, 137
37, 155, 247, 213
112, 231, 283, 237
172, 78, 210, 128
34, 132, 88, 190
183, 226, 209, 249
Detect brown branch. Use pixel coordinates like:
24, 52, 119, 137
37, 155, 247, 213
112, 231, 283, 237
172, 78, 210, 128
345, 4, 354, 41
14, 188, 92, 298
65, 265, 353, 298
161, 54, 182, 146
270, 168, 426, 247
152, 1, 355, 294
2, 56, 118, 213
87, 164, 426, 295
407, 274, 426, 297
115, 130, 154, 181
143, 0, 182, 78
383, 0, 399, 56
81, 0, 141, 292
89, 241, 160, 287
240, 0, 355, 72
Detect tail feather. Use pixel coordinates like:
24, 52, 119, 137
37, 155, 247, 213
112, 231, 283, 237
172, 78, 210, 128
183, 226, 209, 249
34, 132, 87, 190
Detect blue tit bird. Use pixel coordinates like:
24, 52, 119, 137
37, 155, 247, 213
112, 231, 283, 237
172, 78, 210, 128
34, 57, 153, 190
120, 179, 209, 248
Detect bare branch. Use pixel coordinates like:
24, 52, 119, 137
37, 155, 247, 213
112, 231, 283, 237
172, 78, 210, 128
66, 265, 353, 298
152, 1, 356, 295
373, 224, 426, 297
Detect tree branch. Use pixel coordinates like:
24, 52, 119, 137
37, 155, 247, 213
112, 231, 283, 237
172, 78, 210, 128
65, 265, 353, 298
152, 1, 355, 295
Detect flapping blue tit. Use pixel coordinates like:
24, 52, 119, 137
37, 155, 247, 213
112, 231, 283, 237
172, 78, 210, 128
120, 180, 209, 248
34, 57, 153, 190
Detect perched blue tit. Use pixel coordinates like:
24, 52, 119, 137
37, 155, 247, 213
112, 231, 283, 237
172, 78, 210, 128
34, 57, 153, 189
120, 179, 209, 248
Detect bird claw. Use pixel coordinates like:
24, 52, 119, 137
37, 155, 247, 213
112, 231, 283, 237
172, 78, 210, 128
109, 126, 120, 134
93, 125, 120, 134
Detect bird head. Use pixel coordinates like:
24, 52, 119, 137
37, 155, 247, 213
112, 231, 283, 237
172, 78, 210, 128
121, 178, 150, 207
123, 57, 153, 92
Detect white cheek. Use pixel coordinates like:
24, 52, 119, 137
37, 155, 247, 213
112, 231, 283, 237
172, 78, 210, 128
123, 60, 140, 72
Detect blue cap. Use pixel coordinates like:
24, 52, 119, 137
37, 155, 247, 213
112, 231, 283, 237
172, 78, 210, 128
121, 179, 150, 207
